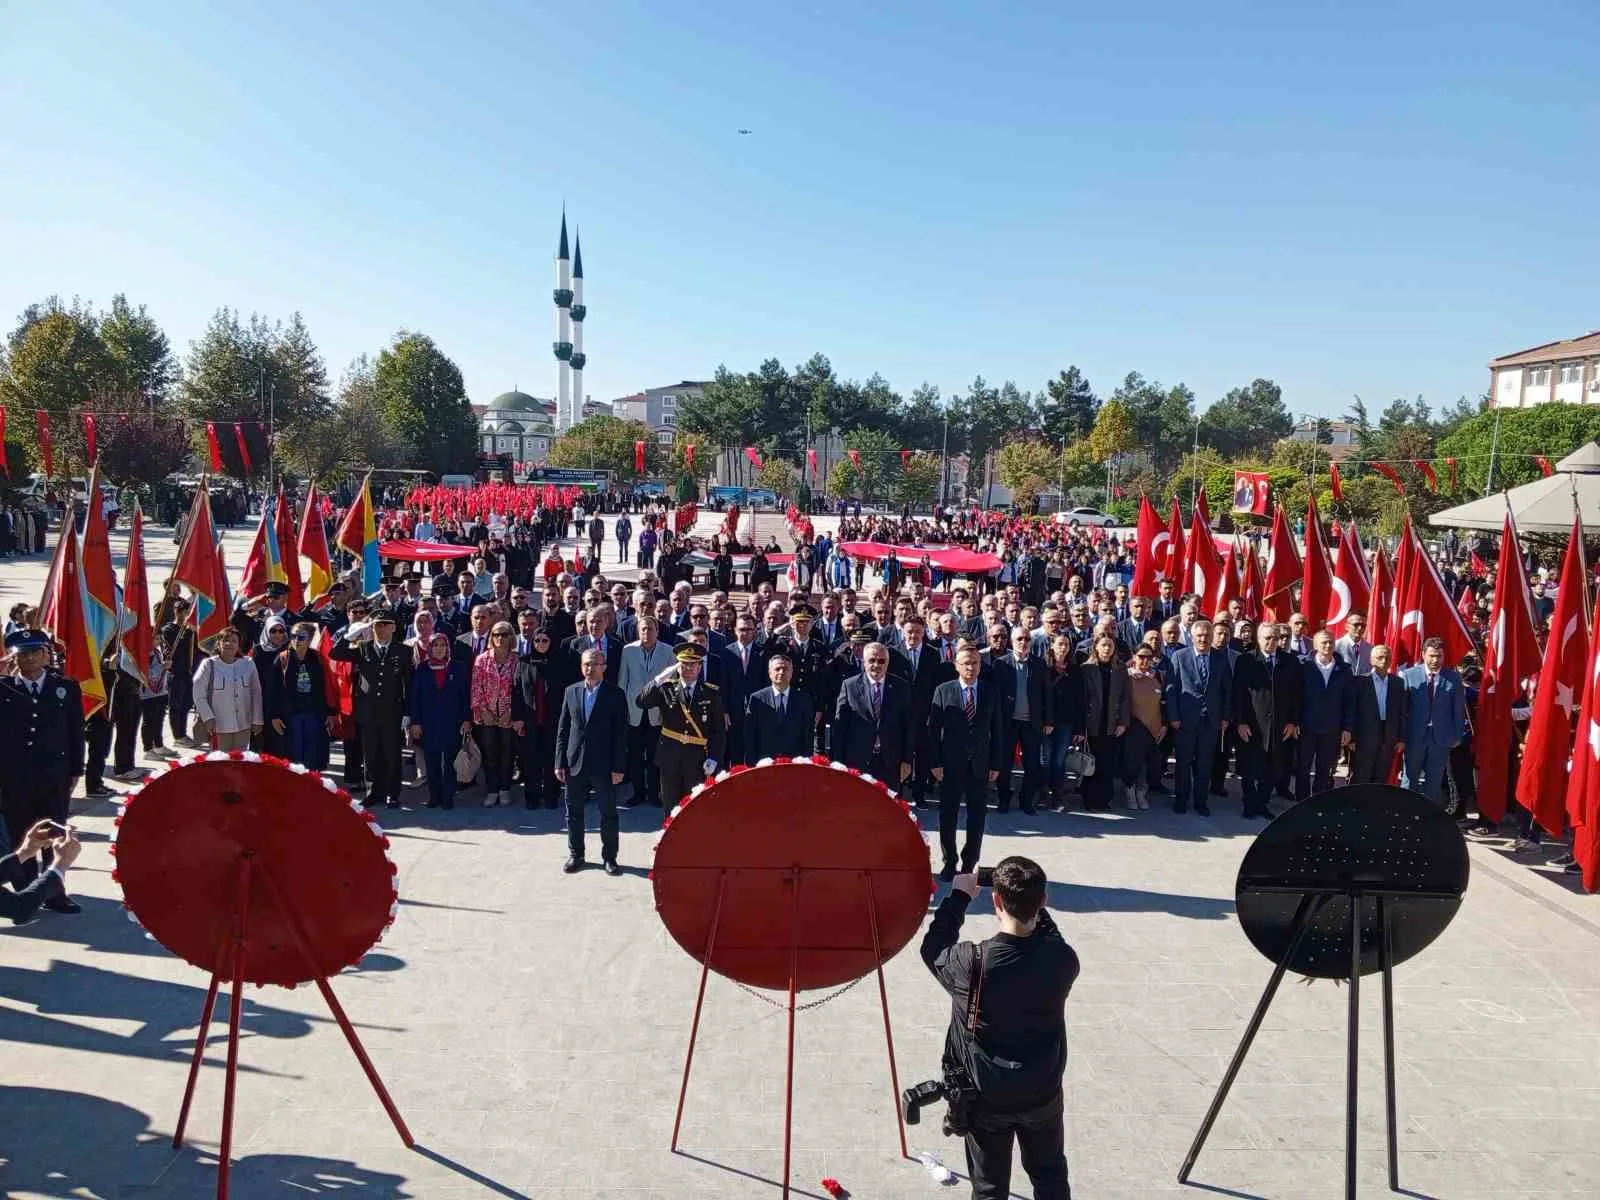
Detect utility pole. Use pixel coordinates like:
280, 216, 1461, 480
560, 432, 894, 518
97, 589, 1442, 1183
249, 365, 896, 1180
1485, 402, 1503, 496
940, 409, 949, 506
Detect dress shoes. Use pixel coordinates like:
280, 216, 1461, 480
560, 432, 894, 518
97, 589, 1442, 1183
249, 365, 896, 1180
603, 860, 623, 877
562, 857, 584, 874
44, 895, 82, 914
1194, 803, 1211, 816
937, 862, 956, 882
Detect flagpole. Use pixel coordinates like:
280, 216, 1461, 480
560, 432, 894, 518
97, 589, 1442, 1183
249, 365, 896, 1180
1573, 471, 1590, 626
1485, 403, 1503, 497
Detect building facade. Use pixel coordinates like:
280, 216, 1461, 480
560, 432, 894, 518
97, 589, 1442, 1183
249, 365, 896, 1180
611, 381, 710, 446
479, 390, 557, 464
1489, 330, 1600, 409
1287, 418, 1360, 461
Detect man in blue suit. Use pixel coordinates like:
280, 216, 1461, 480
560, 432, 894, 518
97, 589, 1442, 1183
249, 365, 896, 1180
744, 653, 816, 761
929, 646, 1006, 880
1297, 631, 1356, 801
1400, 636, 1467, 804
720, 614, 767, 763
555, 647, 630, 875
1163, 618, 1234, 816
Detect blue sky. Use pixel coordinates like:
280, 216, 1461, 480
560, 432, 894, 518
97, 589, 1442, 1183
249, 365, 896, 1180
2, 1, 1596, 423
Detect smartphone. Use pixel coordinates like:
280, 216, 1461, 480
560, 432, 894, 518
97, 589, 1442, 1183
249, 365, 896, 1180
975, 867, 994, 888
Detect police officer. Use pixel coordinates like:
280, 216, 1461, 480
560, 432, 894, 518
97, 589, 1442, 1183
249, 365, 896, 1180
233, 580, 299, 648
329, 607, 412, 808
635, 643, 727, 808
921, 856, 1080, 1200
0, 629, 86, 913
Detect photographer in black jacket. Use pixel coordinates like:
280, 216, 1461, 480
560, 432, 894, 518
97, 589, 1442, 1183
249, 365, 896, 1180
920, 856, 1079, 1200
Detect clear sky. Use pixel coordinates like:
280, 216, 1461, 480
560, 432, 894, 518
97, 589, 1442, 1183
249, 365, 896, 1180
2, 1, 1596, 423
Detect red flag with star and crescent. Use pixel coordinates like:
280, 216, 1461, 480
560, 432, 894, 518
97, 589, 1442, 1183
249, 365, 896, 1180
1474, 512, 1542, 823
1299, 497, 1337, 634
1328, 518, 1371, 639
1518, 515, 1588, 836
1128, 494, 1165, 600
1262, 505, 1301, 620
1567, 597, 1600, 890
1162, 497, 1185, 582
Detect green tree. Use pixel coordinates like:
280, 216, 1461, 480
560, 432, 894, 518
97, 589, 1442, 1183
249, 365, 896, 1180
754, 457, 799, 498
1200, 379, 1292, 459
1113, 373, 1195, 472
895, 451, 941, 506
828, 457, 858, 498
895, 383, 945, 449
956, 377, 1035, 493
670, 429, 718, 486
679, 364, 757, 446
996, 440, 1059, 510
548, 413, 662, 482
1436, 404, 1600, 495
270, 312, 332, 429
1, 301, 111, 472
841, 427, 902, 500
97, 294, 178, 406
1087, 398, 1138, 463
1038, 366, 1098, 448
283, 355, 413, 484
373, 331, 477, 475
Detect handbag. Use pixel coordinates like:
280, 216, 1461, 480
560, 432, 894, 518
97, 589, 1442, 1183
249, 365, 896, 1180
1064, 747, 1096, 778
453, 731, 482, 785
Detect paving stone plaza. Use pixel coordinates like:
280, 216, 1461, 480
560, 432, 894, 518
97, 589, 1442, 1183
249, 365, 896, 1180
4, 517, 1599, 1199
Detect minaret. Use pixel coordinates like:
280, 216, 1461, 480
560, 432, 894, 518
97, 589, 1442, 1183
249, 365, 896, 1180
569, 230, 586, 423
553, 211, 573, 429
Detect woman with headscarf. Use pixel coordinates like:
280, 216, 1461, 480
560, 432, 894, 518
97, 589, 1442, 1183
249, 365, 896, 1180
252, 617, 291, 756
407, 632, 472, 809
471, 619, 519, 806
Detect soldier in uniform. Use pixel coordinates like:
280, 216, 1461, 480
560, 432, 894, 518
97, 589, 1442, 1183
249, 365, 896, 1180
329, 607, 412, 808
0, 629, 86, 913
766, 602, 830, 752
635, 643, 727, 808
232, 581, 300, 649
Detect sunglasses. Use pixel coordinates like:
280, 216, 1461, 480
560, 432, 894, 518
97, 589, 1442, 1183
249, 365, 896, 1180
292, 633, 312, 642
492, 632, 514, 638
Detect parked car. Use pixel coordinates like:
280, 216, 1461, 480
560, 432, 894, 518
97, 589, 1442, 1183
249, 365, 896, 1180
1056, 506, 1118, 528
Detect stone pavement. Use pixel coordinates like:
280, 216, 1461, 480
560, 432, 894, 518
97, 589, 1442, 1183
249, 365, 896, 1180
3, 518, 1600, 1198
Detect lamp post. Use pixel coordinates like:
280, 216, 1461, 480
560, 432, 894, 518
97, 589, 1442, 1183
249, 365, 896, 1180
939, 408, 950, 507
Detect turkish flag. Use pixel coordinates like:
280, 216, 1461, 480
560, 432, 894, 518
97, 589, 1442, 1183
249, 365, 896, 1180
1475, 512, 1542, 822
807, 448, 818, 477
1519, 517, 1588, 835
1262, 505, 1301, 618
1329, 461, 1344, 503
1185, 505, 1222, 604
1567, 600, 1600, 891
1231, 470, 1270, 515
1128, 495, 1165, 600
1445, 457, 1458, 493
684, 443, 696, 470
83, 413, 98, 464
1387, 521, 1415, 657
744, 446, 764, 470
900, 449, 912, 468
1300, 497, 1336, 634
1373, 462, 1405, 494
1162, 497, 1185, 582
847, 449, 861, 472
1393, 520, 1474, 667
1536, 456, 1555, 478
36, 411, 54, 476
205, 422, 223, 473
1414, 460, 1438, 492
1210, 539, 1241, 617
634, 440, 645, 473
1328, 519, 1371, 639
1366, 539, 1392, 641
1239, 539, 1266, 621
234, 423, 253, 474
1194, 488, 1211, 527
1469, 549, 1489, 577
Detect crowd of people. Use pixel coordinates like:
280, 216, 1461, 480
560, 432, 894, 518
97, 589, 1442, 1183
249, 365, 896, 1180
0, 489, 1572, 921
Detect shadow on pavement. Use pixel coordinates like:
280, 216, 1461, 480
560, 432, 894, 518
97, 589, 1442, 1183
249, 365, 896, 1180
0, 1087, 417, 1198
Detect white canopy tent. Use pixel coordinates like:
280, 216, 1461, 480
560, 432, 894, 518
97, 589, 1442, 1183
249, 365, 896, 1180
1427, 443, 1600, 534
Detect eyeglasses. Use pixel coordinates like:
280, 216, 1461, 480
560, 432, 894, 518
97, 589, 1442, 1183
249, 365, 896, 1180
292, 633, 312, 642
492, 632, 514, 639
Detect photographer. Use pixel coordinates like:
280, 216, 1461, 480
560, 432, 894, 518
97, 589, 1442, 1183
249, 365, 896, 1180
1, 818, 82, 923
920, 856, 1079, 1200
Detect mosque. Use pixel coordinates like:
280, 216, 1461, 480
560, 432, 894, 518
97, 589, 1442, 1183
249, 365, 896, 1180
478, 211, 602, 464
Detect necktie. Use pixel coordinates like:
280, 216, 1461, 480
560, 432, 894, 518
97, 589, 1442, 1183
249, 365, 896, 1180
777, 692, 786, 718
963, 686, 975, 721
1198, 652, 1210, 689
871, 682, 882, 720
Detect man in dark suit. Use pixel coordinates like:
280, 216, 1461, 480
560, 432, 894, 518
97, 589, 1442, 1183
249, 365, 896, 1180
329, 609, 413, 809
988, 625, 1053, 812
1400, 637, 1467, 804
0, 627, 86, 913
1163, 618, 1234, 816
1231, 623, 1303, 818
555, 646, 629, 874
745, 653, 816, 761
831, 637, 914, 784
1351, 643, 1407, 784
890, 614, 944, 804
929, 646, 1005, 880
1118, 595, 1160, 653
0, 818, 81, 923
720, 614, 766, 762
562, 608, 624, 687
1154, 579, 1180, 624
1298, 630, 1356, 801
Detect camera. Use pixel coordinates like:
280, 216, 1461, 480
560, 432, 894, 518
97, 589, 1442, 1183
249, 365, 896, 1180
975, 866, 994, 888
900, 1066, 977, 1136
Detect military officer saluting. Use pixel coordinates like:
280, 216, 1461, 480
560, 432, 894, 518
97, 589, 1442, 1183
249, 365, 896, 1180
0, 629, 86, 914
329, 607, 412, 809
635, 643, 727, 808
233, 580, 299, 649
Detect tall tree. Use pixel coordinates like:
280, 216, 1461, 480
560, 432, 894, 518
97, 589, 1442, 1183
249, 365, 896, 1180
373, 331, 477, 475
547, 414, 661, 482
895, 452, 941, 506
840, 426, 903, 500
1087, 398, 1138, 463
1038, 366, 1098, 448
1200, 378, 1293, 459
282, 355, 412, 483
271, 311, 332, 428
996, 440, 1059, 511
957, 376, 1035, 492
97, 294, 178, 406
896, 383, 946, 449
679, 364, 758, 447
1, 299, 109, 416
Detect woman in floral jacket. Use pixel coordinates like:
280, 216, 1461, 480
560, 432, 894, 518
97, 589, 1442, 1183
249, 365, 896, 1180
471, 620, 520, 806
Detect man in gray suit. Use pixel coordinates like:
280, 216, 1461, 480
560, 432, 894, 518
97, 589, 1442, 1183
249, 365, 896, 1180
617, 615, 675, 806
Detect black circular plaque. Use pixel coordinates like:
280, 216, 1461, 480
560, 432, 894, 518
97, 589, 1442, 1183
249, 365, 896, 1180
1235, 784, 1469, 979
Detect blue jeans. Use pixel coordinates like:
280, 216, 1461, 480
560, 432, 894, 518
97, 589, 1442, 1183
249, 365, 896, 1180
1042, 726, 1075, 791
286, 713, 327, 769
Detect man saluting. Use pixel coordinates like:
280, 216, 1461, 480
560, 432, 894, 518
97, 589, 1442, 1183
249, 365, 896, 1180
636, 643, 727, 809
